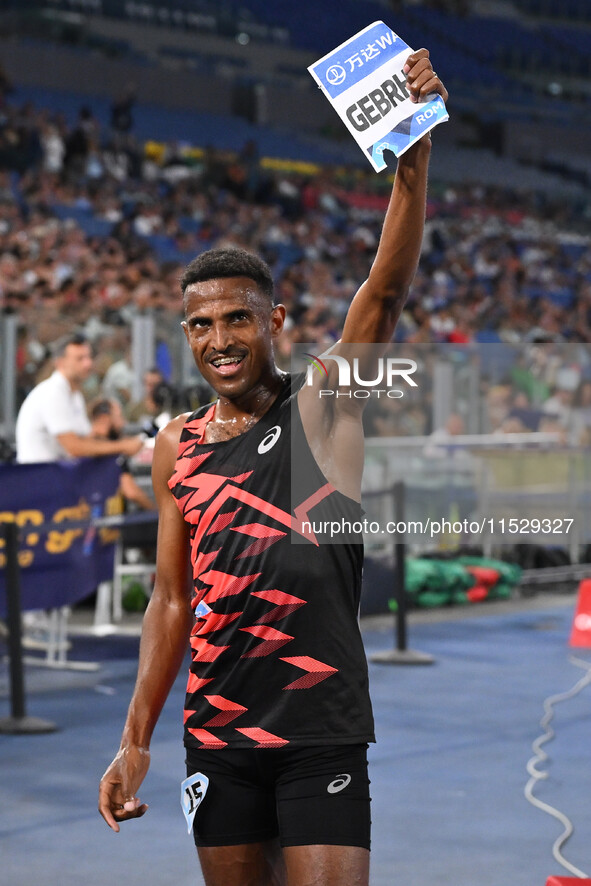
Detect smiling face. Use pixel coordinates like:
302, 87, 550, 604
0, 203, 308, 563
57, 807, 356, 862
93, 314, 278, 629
182, 276, 285, 404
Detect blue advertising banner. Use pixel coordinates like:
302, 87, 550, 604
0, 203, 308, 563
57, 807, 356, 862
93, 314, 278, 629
0, 458, 122, 615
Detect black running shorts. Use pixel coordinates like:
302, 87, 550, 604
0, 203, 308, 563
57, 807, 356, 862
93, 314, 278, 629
184, 743, 371, 849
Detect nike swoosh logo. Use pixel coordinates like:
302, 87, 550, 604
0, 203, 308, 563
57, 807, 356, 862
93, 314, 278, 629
327, 774, 351, 794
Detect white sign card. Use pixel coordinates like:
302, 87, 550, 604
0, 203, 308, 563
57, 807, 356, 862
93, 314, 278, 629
308, 21, 449, 172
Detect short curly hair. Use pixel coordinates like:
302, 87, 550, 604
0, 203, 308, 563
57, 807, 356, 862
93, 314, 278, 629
180, 247, 274, 304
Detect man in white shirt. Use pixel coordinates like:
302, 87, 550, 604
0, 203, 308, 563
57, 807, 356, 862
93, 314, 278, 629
16, 333, 143, 463
13, 332, 146, 651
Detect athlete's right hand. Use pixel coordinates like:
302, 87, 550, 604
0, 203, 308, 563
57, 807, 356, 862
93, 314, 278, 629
98, 745, 150, 832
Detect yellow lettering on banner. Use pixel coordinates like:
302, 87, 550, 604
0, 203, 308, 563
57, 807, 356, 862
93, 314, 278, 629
17, 509, 44, 547
100, 493, 123, 544
105, 493, 124, 516
0, 510, 44, 529
0, 512, 15, 549
46, 499, 89, 553
46, 529, 82, 553
0, 499, 118, 562
53, 500, 90, 524
0, 511, 44, 565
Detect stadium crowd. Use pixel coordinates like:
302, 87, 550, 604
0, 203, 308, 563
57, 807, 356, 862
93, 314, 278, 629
1, 91, 591, 442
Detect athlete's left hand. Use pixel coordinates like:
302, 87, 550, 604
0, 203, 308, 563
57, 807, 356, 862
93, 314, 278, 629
404, 49, 448, 104
98, 744, 150, 832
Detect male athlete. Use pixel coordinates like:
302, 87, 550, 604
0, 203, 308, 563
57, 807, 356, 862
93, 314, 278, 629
99, 51, 447, 886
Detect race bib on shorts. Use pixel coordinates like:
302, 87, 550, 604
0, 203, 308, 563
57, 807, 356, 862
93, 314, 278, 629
181, 771, 209, 834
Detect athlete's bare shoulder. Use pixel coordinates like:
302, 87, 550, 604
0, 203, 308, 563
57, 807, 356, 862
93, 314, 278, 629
151, 412, 192, 497
158, 411, 191, 447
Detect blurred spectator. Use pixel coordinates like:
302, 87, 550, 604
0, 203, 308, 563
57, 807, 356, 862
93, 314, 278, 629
485, 384, 513, 432
127, 366, 164, 425
40, 121, 65, 174
110, 84, 136, 136
101, 342, 135, 411
543, 382, 578, 441
15, 332, 144, 462
150, 378, 180, 429
496, 415, 530, 435
537, 415, 569, 445
63, 105, 97, 180
0, 61, 13, 101
89, 397, 155, 511
424, 412, 466, 457
505, 391, 545, 432
572, 379, 591, 444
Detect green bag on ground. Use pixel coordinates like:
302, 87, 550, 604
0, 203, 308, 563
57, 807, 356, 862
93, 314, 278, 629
404, 558, 442, 596
488, 581, 514, 600
416, 590, 452, 608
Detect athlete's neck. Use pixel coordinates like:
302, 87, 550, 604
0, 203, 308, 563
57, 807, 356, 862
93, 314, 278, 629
208, 370, 287, 441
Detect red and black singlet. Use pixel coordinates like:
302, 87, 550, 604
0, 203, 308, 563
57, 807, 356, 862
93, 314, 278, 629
168, 374, 375, 750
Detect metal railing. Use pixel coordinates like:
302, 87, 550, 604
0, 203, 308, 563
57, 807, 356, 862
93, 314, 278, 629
363, 436, 591, 563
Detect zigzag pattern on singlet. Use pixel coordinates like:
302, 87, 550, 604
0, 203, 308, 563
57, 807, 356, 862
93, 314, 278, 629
169, 408, 339, 749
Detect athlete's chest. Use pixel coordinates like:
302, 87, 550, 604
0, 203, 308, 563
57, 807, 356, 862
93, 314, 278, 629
172, 410, 290, 520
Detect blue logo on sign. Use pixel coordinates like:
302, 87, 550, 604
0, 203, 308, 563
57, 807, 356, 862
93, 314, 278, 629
310, 21, 409, 100
326, 65, 346, 86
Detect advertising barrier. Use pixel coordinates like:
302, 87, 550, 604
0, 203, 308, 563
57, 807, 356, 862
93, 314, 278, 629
0, 457, 121, 616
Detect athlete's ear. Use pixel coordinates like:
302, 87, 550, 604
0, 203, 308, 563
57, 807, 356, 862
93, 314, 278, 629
270, 304, 286, 338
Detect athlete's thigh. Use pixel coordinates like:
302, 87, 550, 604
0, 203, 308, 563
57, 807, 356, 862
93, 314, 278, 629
283, 844, 370, 886
198, 840, 287, 886
275, 744, 371, 850
186, 747, 278, 846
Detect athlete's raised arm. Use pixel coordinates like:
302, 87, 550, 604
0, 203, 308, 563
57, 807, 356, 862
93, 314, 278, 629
98, 415, 193, 832
298, 51, 448, 500
341, 50, 448, 347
